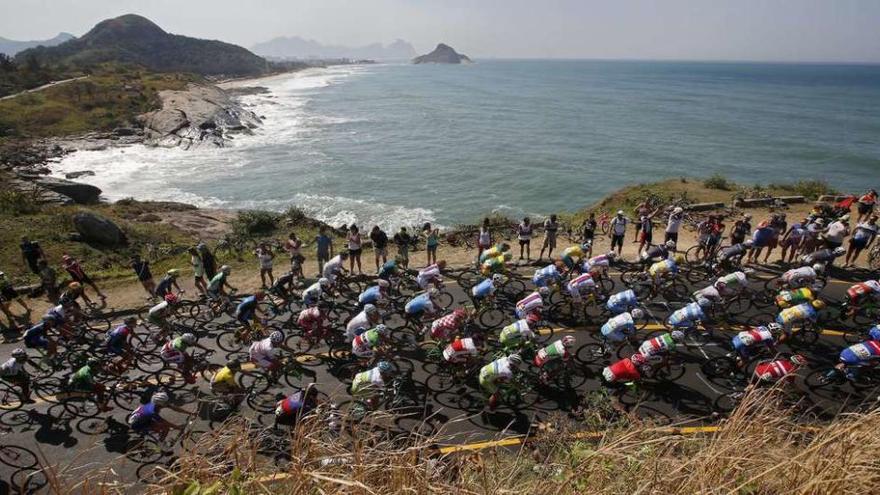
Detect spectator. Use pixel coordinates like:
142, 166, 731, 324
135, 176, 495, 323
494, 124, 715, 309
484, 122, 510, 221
665, 207, 684, 245
130, 255, 155, 298
0, 271, 29, 330
188, 247, 207, 296
636, 207, 661, 256
845, 215, 878, 266
581, 213, 597, 247
477, 218, 492, 258
315, 226, 334, 275
779, 218, 807, 264
255, 242, 275, 288
62, 254, 106, 301
517, 217, 533, 262
19, 236, 45, 275
824, 216, 850, 251
856, 189, 877, 224
38, 259, 59, 304
393, 227, 412, 269
539, 214, 559, 260
608, 211, 628, 258
370, 225, 389, 271
424, 223, 440, 266
730, 214, 752, 246
762, 214, 788, 263
748, 219, 775, 264
348, 225, 363, 274
198, 243, 218, 280
285, 233, 303, 267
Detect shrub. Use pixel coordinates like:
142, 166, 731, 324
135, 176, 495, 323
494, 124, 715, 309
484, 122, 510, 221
284, 206, 308, 225
232, 210, 280, 236
0, 188, 42, 215
703, 174, 731, 191
769, 180, 839, 200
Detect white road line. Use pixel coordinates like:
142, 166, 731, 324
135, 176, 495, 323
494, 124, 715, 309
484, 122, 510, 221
696, 371, 725, 395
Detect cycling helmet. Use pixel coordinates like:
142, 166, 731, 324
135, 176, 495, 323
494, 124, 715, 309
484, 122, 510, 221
507, 353, 523, 367
166, 269, 180, 278
164, 293, 179, 304
696, 297, 712, 308
617, 210, 624, 216
181, 333, 196, 345
812, 263, 825, 274
581, 242, 592, 252
68, 282, 82, 291
269, 330, 284, 344
606, 251, 617, 260
227, 359, 241, 370
562, 335, 576, 348
789, 354, 807, 366
318, 278, 331, 288
526, 312, 542, 325
743, 214, 752, 220
87, 358, 100, 367
670, 330, 685, 343
766, 322, 783, 335
377, 361, 393, 374
673, 207, 684, 215
538, 287, 551, 297
377, 279, 390, 288
375, 324, 389, 337
630, 308, 645, 320
11, 348, 26, 359
665, 240, 676, 249
833, 247, 846, 256
868, 325, 880, 341
743, 240, 754, 248
673, 254, 686, 265
220, 265, 232, 274
811, 300, 826, 310
492, 274, 505, 284
630, 353, 647, 367
364, 304, 378, 314
152, 392, 169, 406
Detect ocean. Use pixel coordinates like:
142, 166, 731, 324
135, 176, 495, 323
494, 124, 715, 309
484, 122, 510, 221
52, 60, 880, 231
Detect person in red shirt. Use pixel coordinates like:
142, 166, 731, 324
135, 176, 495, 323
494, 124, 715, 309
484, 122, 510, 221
61, 255, 106, 302
856, 189, 877, 224
751, 354, 807, 385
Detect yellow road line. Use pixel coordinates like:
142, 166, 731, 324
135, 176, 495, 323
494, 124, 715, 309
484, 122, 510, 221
437, 436, 526, 454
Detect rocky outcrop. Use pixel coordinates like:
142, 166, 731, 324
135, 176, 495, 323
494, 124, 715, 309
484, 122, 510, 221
73, 211, 126, 246
32, 176, 101, 204
413, 44, 472, 64
138, 84, 262, 148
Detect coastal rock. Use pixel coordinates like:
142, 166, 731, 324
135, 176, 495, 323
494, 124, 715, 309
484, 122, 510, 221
64, 170, 95, 180
32, 176, 101, 204
413, 44, 472, 64
138, 84, 261, 149
73, 211, 126, 246
6, 177, 74, 205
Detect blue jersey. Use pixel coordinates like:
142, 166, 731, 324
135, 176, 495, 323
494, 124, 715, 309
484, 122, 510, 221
472, 278, 495, 298
129, 402, 160, 429
24, 321, 47, 339
606, 290, 637, 314
155, 276, 174, 296
378, 260, 397, 279
237, 295, 258, 313
359, 286, 382, 305
667, 302, 706, 328
405, 293, 432, 315
532, 265, 561, 288
107, 324, 131, 345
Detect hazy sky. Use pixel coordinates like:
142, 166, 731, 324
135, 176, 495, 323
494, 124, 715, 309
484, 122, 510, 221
3, 0, 880, 62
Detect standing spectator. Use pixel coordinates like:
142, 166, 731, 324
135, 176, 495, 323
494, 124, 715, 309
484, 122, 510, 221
665, 207, 684, 245
0, 271, 29, 330
633, 201, 650, 242
748, 219, 775, 264
636, 207, 661, 255
424, 223, 440, 266
315, 226, 334, 275
19, 236, 45, 275
198, 243, 217, 280
62, 254, 106, 301
130, 254, 155, 298
347, 225, 363, 274
517, 217, 533, 262
762, 214, 788, 263
393, 227, 412, 269
477, 218, 492, 258
188, 247, 207, 296
539, 214, 559, 260
370, 225, 389, 271
801, 218, 824, 255
284, 233, 303, 268
255, 242, 275, 288
38, 260, 59, 304
856, 189, 877, 224
581, 213, 597, 257
608, 211, 628, 258
845, 215, 878, 266
730, 214, 752, 246
823, 216, 850, 251
778, 218, 807, 264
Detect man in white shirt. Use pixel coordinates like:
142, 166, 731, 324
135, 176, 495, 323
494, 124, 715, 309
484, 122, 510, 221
824, 217, 850, 250
608, 211, 628, 257
665, 207, 684, 244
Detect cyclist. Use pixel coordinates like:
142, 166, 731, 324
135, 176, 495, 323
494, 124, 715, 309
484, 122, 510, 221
207, 265, 235, 300
533, 336, 576, 382
561, 243, 591, 271
831, 326, 880, 381
351, 361, 394, 409
600, 308, 645, 352
43, 303, 76, 339
479, 353, 522, 410
776, 300, 825, 335
499, 314, 540, 351
23, 316, 58, 356
235, 290, 267, 334
429, 307, 471, 342
249, 330, 297, 377
647, 254, 684, 286
268, 270, 298, 300
61, 255, 106, 302
567, 272, 598, 304
780, 264, 821, 290
479, 243, 511, 264
351, 324, 391, 359
155, 269, 183, 298
582, 251, 616, 276
443, 337, 481, 364
775, 287, 815, 309
714, 270, 751, 297
515, 287, 549, 319
602, 353, 651, 389
302, 278, 331, 307
275, 384, 322, 426
417, 260, 446, 290
606, 289, 639, 315
321, 251, 348, 285
210, 359, 243, 399
358, 279, 390, 307
68, 358, 111, 411
59, 282, 91, 313
105, 316, 138, 373
732, 323, 781, 369
377, 256, 402, 281
846, 280, 880, 314
532, 262, 564, 288
128, 392, 191, 440
638, 331, 684, 360
480, 251, 512, 277
471, 274, 503, 306
752, 355, 807, 384
404, 289, 442, 322
800, 246, 846, 268
716, 240, 753, 270
667, 298, 712, 331
1, 348, 33, 402
296, 303, 332, 343
160, 333, 210, 384
640, 240, 676, 265
147, 293, 180, 341
347, 304, 383, 342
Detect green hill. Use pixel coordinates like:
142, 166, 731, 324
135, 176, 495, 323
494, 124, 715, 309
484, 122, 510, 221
16, 14, 269, 77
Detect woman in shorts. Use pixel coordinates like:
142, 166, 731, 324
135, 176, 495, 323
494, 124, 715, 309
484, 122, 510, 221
517, 217, 533, 262
347, 225, 363, 275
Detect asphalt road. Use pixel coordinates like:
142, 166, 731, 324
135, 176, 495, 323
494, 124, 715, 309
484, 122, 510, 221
1, 260, 878, 493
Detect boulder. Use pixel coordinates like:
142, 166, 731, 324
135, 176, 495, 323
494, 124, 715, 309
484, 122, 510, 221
33, 177, 101, 204
64, 170, 96, 180
73, 212, 126, 246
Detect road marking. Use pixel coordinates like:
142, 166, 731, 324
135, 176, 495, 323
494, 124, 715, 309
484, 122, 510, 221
696, 371, 725, 395
437, 436, 526, 454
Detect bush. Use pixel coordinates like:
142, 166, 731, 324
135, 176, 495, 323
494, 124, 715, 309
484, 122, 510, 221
284, 206, 308, 225
233, 210, 280, 236
770, 180, 839, 200
0, 188, 42, 215
703, 174, 732, 191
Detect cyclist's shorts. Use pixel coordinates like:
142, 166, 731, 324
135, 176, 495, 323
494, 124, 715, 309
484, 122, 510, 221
562, 255, 576, 270
236, 308, 254, 324
24, 334, 48, 349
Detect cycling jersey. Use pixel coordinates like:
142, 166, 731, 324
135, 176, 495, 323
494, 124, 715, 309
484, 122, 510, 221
732, 326, 775, 357
346, 311, 376, 341
161, 337, 189, 363
154, 276, 175, 297
249, 337, 276, 368
207, 272, 227, 293
561, 246, 585, 269
602, 357, 641, 383
270, 273, 295, 293
443, 338, 478, 363
499, 319, 535, 347
352, 328, 383, 357
45, 305, 66, 324
147, 301, 171, 326
606, 289, 638, 315
775, 288, 814, 309
693, 285, 721, 303
351, 367, 385, 396
515, 291, 544, 319
0, 358, 24, 377
106, 324, 132, 352
236, 295, 258, 322
753, 359, 796, 383
718, 243, 747, 262
776, 302, 818, 329
479, 245, 506, 263
601, 312, 636, 343
297, 307, 327, 334
648, 259, 678, 278
781, 267, 816, 289
471, 278, 496, 299
839, 340, 880, 366
479, 357, 514, 393
302, 282, 323, 306
715, 272, 747, 295
128, 402, 160, 431
642, 245, 669, 262
276, 391, 314, 417
534, 340, 570, 367
532, 264, 562, 288
358, 286, 385, 306
567, 273, 596, 302
322, 256, 344, 282
430, 312, 467, 341
211, 366, 236, 388
667, 302, 706, 329
585, 254, 611, 272
417, 264, 442, 290
69, 365, 95, 389
639, 333, 676, 358
377, 260, 398, 280
24, 322, 50, 348
847, 280, 880, 306
481, 255, 506, 275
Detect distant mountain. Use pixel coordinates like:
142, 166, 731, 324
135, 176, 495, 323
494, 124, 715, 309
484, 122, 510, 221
0, 33, 75, 56
413, 44, 471, 64
252, 36, 416, 60
17, 14, 268, 76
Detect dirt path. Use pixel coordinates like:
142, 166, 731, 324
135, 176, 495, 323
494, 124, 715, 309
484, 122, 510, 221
0, 75, 89, 101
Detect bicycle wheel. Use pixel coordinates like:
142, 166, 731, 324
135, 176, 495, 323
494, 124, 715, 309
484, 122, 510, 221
714, 392, 743, 414
684, 245, 704, 264
724, 297, 752, 317
238, 372, 273, 393
457, 271, 482, 290
216, 331, 243, 353
0, 383, 23, 411
575, 343, 610, 365
533, 323, 554, 344
662, 280, 691, 302
425, 369, 458, 393
246, 389, 280, 414
548, 301, 579, 327
805, 368, 844, 390
436, 291, 454, 311
701, 356, 737, 378
0, 445, 38, 470
478, 307, 506, 330
499, 279, 526, 300
596, 276, 615, 295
